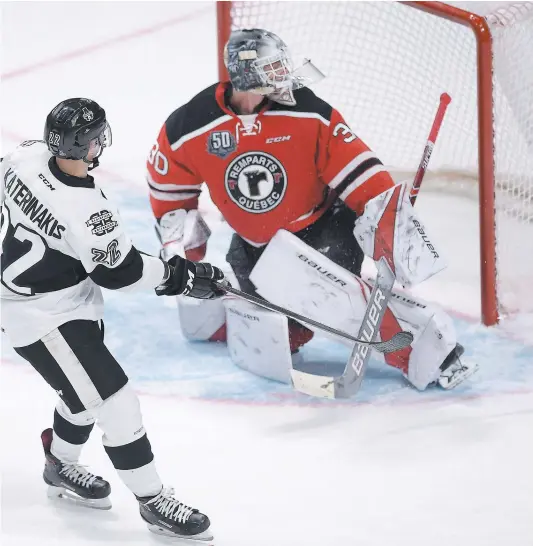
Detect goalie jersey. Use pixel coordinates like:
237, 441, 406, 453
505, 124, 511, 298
147, 82, 395, 245
1, 141, 167, 347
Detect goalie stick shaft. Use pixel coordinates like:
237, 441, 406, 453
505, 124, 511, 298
338, 92, 452, 397
217, 282, 413, 354
293, 92, 453, 399
410, 93, 452, 206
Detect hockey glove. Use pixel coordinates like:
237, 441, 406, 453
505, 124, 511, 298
156, 255, 227, 299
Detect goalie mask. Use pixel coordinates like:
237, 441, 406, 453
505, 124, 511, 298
223, 28, 325, 106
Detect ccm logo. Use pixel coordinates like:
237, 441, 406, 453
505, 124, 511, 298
413, 219, 439, 258
351, 288, 386, 375
297, 254, 347, 287
266, 135, 291, 144
39, 173, 55, 191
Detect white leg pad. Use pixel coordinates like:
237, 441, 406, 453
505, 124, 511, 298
178, 296, 226, 340
403, 308, 457, 390
251, 229, 458, 390
96, 384, 163, 497
250, 230, 370, 345
96, 383, 146, 447
224, 297, 293, 384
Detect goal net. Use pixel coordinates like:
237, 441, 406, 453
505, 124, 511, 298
217, 1, 533, 328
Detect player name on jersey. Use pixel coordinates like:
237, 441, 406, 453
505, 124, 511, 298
4, 166, 65, 239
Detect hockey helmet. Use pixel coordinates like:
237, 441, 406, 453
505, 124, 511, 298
44, 98, 112, 170
223, 28, 324, 105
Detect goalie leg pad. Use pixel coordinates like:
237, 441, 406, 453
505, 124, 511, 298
251, 229, 458, 390
224, 298, 293, 384
178, 297, 227, 341
400, 306, 457, 390
250, 229, 371, 344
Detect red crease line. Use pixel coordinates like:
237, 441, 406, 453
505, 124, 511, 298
1, 6, 211, 81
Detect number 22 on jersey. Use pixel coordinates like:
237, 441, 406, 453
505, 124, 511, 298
1, 204, 47, 295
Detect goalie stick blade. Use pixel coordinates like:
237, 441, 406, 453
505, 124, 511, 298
290, 369, 336, 399
290, 331, 414, 399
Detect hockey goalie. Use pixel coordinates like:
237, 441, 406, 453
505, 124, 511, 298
145, 28, 478, 395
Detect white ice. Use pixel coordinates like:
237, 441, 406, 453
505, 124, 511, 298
1, 3, 532, 546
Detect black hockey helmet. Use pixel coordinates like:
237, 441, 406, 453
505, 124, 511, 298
223, 28, 324, 104
44, 98, 112, 169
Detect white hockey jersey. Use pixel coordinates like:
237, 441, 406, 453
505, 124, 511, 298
1, 141, 167, 347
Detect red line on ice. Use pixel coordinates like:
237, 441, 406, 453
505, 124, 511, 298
1, 6, 211, 81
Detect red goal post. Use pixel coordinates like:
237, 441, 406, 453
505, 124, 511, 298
216, 1, 533, 327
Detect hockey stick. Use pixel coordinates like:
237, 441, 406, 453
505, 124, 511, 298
291, 92, 453, 399
217, 282, 414, 354
410, 92, 452, 206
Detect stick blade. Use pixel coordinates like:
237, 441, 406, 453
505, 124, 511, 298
373, 331, 414, 353
290, 370, 336, 399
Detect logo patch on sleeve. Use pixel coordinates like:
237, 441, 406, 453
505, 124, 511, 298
86, 210, 118, 236
91, 239, 121, 266
207, 130, 237, 159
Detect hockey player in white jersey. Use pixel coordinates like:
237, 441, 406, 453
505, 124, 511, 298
0, 98, 225, 541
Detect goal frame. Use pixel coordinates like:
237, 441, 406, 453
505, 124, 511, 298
216, 1, 498, 326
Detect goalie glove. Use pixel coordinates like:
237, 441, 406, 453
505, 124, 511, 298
157, 209, 211, 262
353, 182, 446, 287
156, 255, 227, 299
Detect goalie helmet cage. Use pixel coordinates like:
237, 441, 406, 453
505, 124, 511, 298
216, 1, 533, 327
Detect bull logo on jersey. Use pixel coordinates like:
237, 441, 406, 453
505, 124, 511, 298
225, 152, 287, 213
86, 210, 118, 236
207, 130, 236, 159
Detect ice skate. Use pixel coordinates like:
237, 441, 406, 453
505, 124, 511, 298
437, 344, 479, 389
41, 428, 112, 510
138, 487, 213, 542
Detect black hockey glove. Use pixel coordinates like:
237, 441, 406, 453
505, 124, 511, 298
156, 255, 228, 299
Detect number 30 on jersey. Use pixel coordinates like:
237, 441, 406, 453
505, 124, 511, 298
148, 142, 169, 176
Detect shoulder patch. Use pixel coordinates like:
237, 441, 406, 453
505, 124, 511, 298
86, 210, 118, 236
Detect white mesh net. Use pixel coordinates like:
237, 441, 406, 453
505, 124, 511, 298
228, 1, 533, 321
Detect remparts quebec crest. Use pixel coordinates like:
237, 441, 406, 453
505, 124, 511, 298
225, 152, 287, 213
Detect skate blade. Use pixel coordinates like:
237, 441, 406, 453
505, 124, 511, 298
47, 485, 112, 510
438, 360, 479, 390
147, 523, 214, 543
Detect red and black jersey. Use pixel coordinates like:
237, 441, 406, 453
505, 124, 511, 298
147, 82, 394, 246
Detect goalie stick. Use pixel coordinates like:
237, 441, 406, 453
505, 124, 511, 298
291, 92, 453, 399
217, 282, 414, 354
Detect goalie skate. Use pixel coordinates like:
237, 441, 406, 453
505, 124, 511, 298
138, 487, 214, 543
41, 428, 112, 510
437, 344, 479, 390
